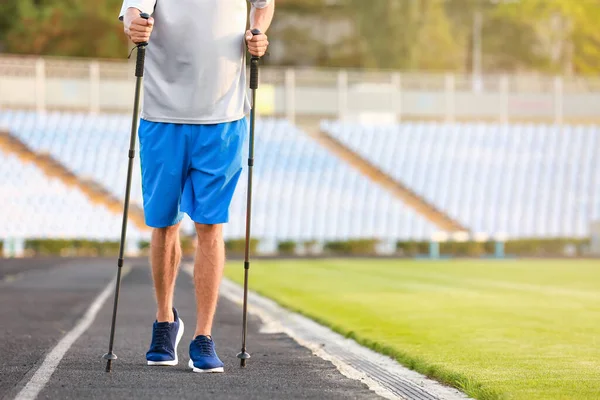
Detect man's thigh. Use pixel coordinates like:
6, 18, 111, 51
181, 118, 248, 224
138, 119, 189, 228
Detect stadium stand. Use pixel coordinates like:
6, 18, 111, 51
0, 111, 144, 207
322, 120, 600, 238
0, 111, 437, 243
0, 147, 148, 242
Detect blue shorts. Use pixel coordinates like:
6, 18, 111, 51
138, 118, 247, 228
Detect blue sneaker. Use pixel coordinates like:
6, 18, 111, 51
188, 335, 225, 373
146, 308, 185, 366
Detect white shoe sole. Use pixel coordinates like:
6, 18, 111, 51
147, 318, 185, 366
188, 359, 224, 373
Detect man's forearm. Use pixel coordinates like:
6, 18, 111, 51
250, 1, 275, 33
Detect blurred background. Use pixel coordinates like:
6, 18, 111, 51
1, 0, 599, 258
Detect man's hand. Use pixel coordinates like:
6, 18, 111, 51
123, 8, 154, 44
245, 30, 269, 57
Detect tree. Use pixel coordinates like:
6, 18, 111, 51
0, 0, 20, 51
4, 0, 129, 58
413, 0, 463, 71
0, 0, 598, 74
495, 0, 600, 75
341, 0, 462, 70
267, 0, 359, 67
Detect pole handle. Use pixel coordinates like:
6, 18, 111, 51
249, 29, 261, 90
135, 13, 151, 78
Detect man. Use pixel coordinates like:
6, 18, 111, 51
118, 0, 274, 373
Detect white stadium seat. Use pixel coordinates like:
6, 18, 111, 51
0, 147, 147, 241
323, 120, 600, 239
1, 111, 436, 242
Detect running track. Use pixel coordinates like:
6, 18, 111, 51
0, 258, 379, 399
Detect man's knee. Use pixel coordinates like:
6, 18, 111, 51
152, 224, 180, 243
195, 223, 222, 241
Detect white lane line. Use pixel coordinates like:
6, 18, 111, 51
14, 267, 129, 400
182, 265, 469, 400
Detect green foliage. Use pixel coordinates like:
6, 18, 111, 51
345, 0, 462, 70
324, 239, 378, 255
11, 237, 590, 258
396, 241, 429, 256
139, 236, 195, 257
25, 239, 120, 256
3, 0, 129, 58
0, 0, 19, 47
504, 237, 588, 257
440, 241, 488, 257
396, 238, 589, 257
494, 0, 600, 74
1, 0, 600, 72
277, 240, 297, 255
180, 235, 196, 257
225, 238, 259, 255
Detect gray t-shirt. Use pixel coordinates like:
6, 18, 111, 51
119, 0, 271, 124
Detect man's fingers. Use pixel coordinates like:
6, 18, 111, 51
132, 34, 151, 41
134, 16, 154, 26
246, 31, 267, 42
247, 39, 269, 48
249, 39, 269, 47
249, 34, 267, 43
122, 10, 153, 43
248, 43, 268, 51
245, 30, 268, 56
248, 47, 268, 55
129, 32, 151, 44
248, 47, 267, 57
129, 24, 153, 33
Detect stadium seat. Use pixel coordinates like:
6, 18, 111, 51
0, 148, 147, 241
1, 111, 436, 242
323, 120, 600, 238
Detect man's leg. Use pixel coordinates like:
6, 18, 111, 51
150, 222, 182, 323
193, 223, 225, 336
138, 119, 188, 365
185, 119, 245, 372
145, 222, 185, 366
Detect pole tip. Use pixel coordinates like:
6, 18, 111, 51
102, 352, 118, 360
103, 352, 117, 372
237, 351, 250, 368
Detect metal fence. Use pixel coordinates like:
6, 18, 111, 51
1, 54, 600, 123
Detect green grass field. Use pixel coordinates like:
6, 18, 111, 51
225, 259, 600, 400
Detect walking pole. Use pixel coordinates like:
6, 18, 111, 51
237, 28, 261, 368
102, 12, 150, 373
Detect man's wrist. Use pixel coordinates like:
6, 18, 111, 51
124, 7, 141, 24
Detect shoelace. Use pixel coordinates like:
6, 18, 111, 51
151, 324, 171, 351
195, 337, 214, 356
